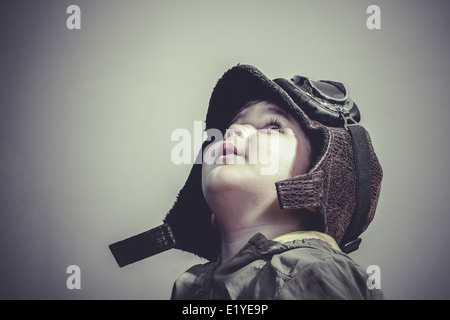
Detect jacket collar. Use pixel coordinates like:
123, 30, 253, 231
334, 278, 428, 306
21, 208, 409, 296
272, 231, 341, 251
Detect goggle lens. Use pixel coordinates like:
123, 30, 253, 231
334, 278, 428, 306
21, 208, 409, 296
311, 80, 346, 100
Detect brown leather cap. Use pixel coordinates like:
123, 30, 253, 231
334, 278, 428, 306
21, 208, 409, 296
109, 64, 383, 266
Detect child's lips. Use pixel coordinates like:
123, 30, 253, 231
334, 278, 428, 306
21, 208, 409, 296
219, 141, 244, 160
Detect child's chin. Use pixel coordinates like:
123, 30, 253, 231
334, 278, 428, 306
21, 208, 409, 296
204, 165, 255, 191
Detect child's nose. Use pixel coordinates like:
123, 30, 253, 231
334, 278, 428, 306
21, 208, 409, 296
225, 124, 255, 140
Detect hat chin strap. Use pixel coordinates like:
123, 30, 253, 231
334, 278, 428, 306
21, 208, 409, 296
109, 223, 176, 267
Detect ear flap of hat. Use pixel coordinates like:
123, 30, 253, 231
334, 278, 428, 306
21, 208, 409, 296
109, 142, 221, 267
163, 142, 221, 261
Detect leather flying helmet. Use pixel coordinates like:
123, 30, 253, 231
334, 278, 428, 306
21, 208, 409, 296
109, 64, 383, 267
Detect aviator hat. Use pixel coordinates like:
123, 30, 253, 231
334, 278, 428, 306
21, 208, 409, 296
110, 64, 383, 267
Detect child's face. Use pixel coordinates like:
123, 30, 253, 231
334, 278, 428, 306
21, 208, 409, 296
201, 101, 311, 211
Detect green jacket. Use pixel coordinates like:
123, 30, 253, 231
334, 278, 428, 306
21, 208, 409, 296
171, 233, 384, 300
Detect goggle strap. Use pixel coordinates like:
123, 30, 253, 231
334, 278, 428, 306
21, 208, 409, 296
340, 125, 373, 254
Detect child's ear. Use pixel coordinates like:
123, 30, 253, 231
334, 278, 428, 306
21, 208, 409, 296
211, 214, 218, 229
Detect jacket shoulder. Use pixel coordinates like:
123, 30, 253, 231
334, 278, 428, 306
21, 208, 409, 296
270, 240, 383, 299
170, 262, 214, 300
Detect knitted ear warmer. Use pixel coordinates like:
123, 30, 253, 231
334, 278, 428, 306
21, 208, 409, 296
275, 125, 382, 247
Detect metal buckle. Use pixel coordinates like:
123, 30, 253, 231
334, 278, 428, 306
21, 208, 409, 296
338, 108, 359, 130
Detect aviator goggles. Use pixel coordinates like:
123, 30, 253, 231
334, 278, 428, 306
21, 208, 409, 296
274, 75, 361, 130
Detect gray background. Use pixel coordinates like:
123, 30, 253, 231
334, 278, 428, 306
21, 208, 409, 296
1, 0, 449, 299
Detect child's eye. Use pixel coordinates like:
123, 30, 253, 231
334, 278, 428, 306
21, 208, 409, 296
262, 119, 284, 133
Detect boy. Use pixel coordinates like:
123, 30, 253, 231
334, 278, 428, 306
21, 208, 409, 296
109, 64, 384, 300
